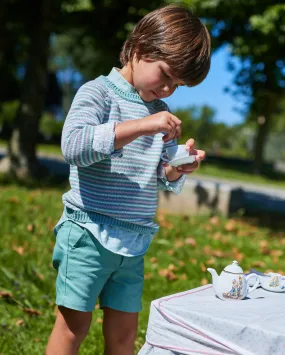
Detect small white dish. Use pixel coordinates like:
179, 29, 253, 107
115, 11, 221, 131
261, 285, 285, 293
168, 155, 196, 167
260, 273, 285, 293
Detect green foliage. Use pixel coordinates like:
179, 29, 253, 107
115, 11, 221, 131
0, 183, 284, 353
175, 106, 244, 155
39, 113, 63, 138
0, 101, 19, 125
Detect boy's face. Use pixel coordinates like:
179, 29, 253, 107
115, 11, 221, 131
131, 58, 184, 102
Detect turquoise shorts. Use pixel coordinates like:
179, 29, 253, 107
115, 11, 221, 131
52, 220, 144, 313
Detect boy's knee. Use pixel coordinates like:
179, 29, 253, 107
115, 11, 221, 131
58, 306, 92, 342
105, 327, 137, 347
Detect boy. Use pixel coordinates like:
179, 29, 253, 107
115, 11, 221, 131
46, 4, 210, 355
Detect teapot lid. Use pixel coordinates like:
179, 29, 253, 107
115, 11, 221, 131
224, 260, 243, 274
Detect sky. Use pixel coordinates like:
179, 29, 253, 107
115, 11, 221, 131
163, 47, 246, 126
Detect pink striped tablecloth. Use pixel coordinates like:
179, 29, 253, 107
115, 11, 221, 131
138, 285, 285, 355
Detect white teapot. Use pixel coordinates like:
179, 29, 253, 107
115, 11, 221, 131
207, 261, 260, 300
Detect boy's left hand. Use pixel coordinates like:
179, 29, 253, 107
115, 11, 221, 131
163, 138, 206, 175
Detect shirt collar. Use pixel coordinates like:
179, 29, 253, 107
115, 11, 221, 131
107, 67, 137, 95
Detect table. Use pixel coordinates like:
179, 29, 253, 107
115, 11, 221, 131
138, 285, 285, 355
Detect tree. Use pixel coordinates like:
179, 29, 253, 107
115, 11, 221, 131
1, 0, 166, 179
180, 0, 285, 173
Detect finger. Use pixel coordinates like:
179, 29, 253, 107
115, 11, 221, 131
175, 125, 181, 139
177, 161, 199, 172
195, 149, 206, 162
169, 114, 182, 126
185, 138, 195, 151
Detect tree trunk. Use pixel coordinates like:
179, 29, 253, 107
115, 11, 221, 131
1, 0, 60, 179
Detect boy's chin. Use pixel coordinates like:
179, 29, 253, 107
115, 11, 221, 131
140, 90, 159, 102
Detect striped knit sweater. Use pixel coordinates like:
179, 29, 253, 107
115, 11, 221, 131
61, 68, 185, 235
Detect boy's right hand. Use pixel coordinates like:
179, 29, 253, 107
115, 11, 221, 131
138, 111, 182, 142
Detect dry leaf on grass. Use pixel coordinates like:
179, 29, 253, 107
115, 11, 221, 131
12, 245, 25, 256
225, 219, 237, 232
23, 308, 42, 316
185, 238, 196, 247
0, 291, 13, 299
252, 260, 266, 268
167, 249, 174, 256
201, 278, 208, 286
150, 257, 158, 264
16, 319, 24, 327
210, 216, 220, 225
158, 269, 177, 281
27, 224, 34, 232
97, 318, 103, 323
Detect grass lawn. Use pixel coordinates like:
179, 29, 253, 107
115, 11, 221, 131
1, 183, 284, 354
1, 140, 285, 188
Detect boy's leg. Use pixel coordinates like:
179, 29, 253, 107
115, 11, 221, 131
46, 306, 92, 355
103, 307, 138, 355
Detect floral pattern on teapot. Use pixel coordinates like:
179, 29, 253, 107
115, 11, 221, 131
223, 276, 244, 299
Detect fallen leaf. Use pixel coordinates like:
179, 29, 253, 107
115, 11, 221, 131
185, 238, 196, 247
252, 260, 266, 268
178, 261, 185, 267
206, 258, 216, 265
158, 269, 177, 281
0, 291, 13, 299
225, 219, 237, 232
271, 250, 283, 257
150, 257, 158, 264
167, 249, 174, 256
27, 224, 34, 232
16, 319, 24, 327
12, 245, 25, 256
213, 232, 222, 240
144, 273, 153, 280
200, 263, 206, 272
210, 216, 220, 225
23, 308, 42, 316
203, 246, 211, 255
201, 278, 208, 286
174, 240, 184, 248
34, 338, 40, 343
189, 258, 197, 265
179, 273, 188, 280
168, 264, 177, 271
7, 196, 20, 204
97, 318, 103, 323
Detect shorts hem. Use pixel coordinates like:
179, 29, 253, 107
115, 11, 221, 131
100, 302, 142, 313
56, 296, 94, 312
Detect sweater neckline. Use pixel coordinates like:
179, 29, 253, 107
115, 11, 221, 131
103, 67, 158, 105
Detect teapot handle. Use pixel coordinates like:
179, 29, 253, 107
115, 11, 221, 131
246, 274, 260, 294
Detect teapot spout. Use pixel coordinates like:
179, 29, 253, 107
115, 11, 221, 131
207, 268, 218, 287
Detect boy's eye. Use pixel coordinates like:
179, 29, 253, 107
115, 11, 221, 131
162, 70, 170, 79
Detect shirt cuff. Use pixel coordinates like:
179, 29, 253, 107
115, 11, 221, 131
157, 161, 186, 194
93, 121, 123, 157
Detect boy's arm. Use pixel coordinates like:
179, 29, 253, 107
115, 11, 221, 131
61, 82, 122, 167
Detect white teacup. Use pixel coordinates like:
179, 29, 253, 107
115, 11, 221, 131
260, 273, 285, 292
161, 144, 196, 167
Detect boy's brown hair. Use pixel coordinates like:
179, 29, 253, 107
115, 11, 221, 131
120, 5, 211, 87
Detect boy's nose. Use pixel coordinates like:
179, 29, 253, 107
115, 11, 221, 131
160, 84, 175, 97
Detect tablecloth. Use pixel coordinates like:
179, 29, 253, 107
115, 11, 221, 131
138, 285, 285, 355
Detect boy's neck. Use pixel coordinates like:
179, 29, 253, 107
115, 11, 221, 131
119, 63, 134, 86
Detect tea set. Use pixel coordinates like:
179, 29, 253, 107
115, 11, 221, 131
161, 144, 196, 167
208, 260, 285, 300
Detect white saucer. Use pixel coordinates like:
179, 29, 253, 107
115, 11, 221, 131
168, 155, 196, 167
261, 285, 285, 293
